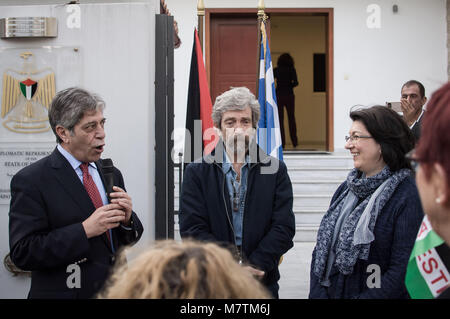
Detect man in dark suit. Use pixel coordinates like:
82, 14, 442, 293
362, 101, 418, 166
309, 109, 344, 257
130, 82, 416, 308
400, 80, 427, 142
8, 87, 143, 299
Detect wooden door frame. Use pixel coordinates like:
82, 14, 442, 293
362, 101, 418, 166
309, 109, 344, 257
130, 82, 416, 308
205, 8, 334, 152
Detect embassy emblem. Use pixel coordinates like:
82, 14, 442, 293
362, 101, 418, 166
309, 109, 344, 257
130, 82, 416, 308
1, 52, 55, 133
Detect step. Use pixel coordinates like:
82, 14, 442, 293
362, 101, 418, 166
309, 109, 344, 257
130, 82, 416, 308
294, 224, 320, 242
287, 167, 351, 180
291, 180, 343, 194
293, 194, 332, 209
283, 155, 354, 169
294, 209, 326, 224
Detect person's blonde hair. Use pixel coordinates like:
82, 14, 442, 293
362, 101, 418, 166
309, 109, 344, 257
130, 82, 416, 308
98, 240, 271, 299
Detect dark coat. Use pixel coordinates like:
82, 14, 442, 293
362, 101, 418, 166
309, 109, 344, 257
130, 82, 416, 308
411, 111, 424, 143
179, 143, 296, 297
9, 148, 143, 299
274, 66, 299, 96
309, 176, 423, 299
437, 287, 450, 299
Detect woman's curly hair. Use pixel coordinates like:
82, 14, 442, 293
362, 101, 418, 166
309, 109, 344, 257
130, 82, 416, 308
98, 240, 271, 299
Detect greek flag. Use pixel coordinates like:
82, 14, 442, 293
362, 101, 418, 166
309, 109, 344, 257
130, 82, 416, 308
257, 22, 283, 160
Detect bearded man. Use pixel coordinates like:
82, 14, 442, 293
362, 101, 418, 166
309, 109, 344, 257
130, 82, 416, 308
179, 87, 295, 298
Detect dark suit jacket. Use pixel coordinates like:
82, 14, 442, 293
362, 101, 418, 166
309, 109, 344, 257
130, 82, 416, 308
411, 111, 424, 143
9, 148, 143, 299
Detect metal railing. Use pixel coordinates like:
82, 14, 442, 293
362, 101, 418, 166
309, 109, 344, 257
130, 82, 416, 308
174, 152, 183, 215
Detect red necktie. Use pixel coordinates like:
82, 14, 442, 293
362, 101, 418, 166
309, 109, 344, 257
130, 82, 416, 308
80, 163, 111, 245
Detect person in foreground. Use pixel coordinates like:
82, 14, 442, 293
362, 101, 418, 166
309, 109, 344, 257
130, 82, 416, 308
412, 82, 450, 299
179, 87, 295, 298
98, 240, 271, 299
9, 87, 143, 298
309, 105, 423, 299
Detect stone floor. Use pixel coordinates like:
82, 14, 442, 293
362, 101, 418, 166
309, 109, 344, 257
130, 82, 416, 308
278, 242, 315, 299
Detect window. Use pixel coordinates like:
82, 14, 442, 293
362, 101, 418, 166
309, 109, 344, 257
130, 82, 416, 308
313, 53, 326, 92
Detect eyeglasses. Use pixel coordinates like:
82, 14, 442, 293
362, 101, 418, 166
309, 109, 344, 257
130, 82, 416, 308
345, 135, 373, 143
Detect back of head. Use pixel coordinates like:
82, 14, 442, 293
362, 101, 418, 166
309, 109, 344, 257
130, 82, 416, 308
415, 82, 450, 184
349, 105, 415, 172
277, 53, 294, 68
98, 240, 271, 299
49, 87, 105, 143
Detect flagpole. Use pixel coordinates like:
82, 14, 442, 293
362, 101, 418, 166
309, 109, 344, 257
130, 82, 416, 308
256, 0, 265, 95
197, 0, 205, 52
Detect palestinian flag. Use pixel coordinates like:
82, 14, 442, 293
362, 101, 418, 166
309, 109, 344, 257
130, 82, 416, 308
405, 215, 450, 298
184, 28, 216, 167
20, 78, 37, 100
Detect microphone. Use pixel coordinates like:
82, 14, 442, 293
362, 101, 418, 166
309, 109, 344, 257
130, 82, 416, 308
101, 158, 114, 201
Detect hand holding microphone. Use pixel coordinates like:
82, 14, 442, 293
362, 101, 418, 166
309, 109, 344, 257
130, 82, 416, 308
109, 186, 133, 226
82, 159, 133, 239
82, 204, 126, 238
101, 159, 133, 226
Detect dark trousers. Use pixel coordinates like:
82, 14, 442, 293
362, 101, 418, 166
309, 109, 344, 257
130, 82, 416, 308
277, 94, 298, 147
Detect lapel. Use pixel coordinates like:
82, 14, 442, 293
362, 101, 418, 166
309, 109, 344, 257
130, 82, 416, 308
95, 159, 108, 202
50, 148, 114, 252
49, 148, 96, 220
219, 167, 233, 224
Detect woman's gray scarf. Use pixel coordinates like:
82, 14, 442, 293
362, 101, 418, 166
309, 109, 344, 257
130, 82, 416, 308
313, 166, 411, 281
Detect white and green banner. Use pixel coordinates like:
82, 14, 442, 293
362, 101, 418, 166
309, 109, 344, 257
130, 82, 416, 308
405, 215, 450, 298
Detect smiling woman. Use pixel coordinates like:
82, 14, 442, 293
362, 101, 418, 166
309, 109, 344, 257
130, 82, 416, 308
347, 106, 415, 175
309, 105, 423, 299
345, 120, 384, 178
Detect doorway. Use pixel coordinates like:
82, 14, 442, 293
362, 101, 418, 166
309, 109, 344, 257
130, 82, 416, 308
208, 13, 260, 102
271, 14, 327, 151
206, 8, 334, 152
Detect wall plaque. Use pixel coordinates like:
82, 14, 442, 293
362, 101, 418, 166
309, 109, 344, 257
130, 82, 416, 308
0, 46, 82, 142
0, 17, 57, 38
0, 148, 53, 204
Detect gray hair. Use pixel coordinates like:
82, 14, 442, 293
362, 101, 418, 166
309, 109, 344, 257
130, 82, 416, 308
49, 87, 105, 143
211, 87, 260, 129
